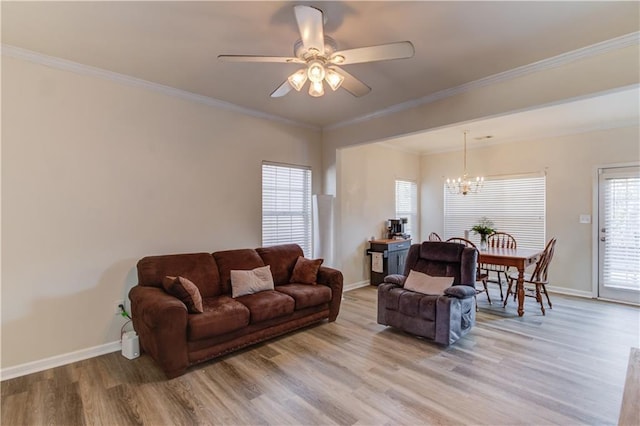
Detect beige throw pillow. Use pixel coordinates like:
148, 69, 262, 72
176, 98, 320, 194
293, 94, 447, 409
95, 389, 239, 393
230, 265, 275, 298
403, 269, 454, 295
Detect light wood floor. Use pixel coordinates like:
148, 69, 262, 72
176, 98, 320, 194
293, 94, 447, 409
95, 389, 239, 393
2, 286, 639, 425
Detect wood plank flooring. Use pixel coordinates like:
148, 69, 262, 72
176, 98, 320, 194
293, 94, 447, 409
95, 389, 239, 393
2, 286, 639, 425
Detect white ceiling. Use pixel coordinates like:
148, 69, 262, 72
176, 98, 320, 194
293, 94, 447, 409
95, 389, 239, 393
2, 1, 639, 151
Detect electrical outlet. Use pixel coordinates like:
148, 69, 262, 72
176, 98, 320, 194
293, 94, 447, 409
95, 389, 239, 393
114, 300, 124, 315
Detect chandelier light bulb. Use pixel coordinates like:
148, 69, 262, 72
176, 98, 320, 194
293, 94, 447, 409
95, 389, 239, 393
324, 69, 345, 91
309, 80, 324, 97
307, 60, 326, 83
287, 69, 308, 91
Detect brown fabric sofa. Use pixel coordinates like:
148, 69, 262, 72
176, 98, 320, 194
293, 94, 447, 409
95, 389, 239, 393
377, 241, 477, 345
129, 244, 343, 378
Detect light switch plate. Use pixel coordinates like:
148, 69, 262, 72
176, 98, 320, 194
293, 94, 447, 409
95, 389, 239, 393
579, 214, 591, 224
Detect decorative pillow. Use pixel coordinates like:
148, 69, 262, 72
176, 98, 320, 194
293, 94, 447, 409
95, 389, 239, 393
230, 265, 275, 298
162, 276, 204, 314
403, 269, 454, 295
290, 256, 323, 285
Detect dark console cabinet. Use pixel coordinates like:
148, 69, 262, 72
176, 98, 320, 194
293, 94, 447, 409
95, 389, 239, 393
367, 239, 411, 286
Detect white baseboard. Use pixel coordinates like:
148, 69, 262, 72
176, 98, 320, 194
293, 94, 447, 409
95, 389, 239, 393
546, 285, 593, 299
344, 280, 371, 292
1, 340, 121, 381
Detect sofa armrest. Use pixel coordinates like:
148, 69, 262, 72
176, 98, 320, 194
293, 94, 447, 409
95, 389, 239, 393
383, 274, 406, 286
317, 266, 343, 322
444, 285, 476, 299
128, 285, 189, 378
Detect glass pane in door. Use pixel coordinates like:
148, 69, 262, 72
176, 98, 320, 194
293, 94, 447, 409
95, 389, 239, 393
598, 166, 640, 303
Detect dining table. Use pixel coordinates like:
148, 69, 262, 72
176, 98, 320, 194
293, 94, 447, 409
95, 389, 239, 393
478, 246, 543, 316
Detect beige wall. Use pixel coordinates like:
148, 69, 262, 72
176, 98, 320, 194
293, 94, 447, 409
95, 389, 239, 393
322, 44, 639, 196
420, 126, 640, 294
1, 56, 321, 369
337, 144, 420, 286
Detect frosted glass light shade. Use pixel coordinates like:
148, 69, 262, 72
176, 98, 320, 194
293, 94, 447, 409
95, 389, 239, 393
307, 61, 326, 83
287, 69, 308, 91
324, 69, 344, 91
309, 80, 324, 97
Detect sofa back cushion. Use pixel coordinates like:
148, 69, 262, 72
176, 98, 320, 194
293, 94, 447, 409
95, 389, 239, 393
256, 244, 303, 285
137, 253, 222, 297
213, 248, 265, 294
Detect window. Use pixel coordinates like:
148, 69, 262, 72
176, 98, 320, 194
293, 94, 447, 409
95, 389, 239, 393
444, 175, 546, 249
395, 179, 418, 238
262, 162, 312, 256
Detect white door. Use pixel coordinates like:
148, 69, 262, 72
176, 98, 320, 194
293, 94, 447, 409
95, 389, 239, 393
598, 165, 640, 304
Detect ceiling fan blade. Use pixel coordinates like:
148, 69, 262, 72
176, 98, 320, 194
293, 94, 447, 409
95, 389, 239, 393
270, 80, 292, 98
294, 5, 325, 55
218, 55, 304, 64
330, 66, 371, 97
330, 41, 414, 65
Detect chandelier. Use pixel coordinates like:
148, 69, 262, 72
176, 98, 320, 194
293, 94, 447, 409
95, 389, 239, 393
446, 130, 484, 195
287, 54, 345, 97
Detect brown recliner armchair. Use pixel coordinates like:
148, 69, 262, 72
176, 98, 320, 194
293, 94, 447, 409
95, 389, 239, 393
377, 241, 478, 345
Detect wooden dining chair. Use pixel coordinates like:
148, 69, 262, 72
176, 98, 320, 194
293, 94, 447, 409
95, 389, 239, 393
446, 237, 490, 309
481, 232, 517, 301
504, 237, 557, 315
428, 232, 442, 241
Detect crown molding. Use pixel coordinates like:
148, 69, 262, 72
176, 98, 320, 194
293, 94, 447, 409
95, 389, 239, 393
1, 44, 321, 132
325, 31, 640, 131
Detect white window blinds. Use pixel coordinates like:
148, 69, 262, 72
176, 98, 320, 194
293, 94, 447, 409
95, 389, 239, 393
395, 180, 418, 238
444, 175, 546, 249
262, 162, 312, 256
601, 168, 640, 290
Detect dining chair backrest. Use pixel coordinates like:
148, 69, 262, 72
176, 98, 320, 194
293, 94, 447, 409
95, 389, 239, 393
428, 232, 442, 242
530, 237, 557, 283
487, 232, 517, 249
446, 237, 477, 250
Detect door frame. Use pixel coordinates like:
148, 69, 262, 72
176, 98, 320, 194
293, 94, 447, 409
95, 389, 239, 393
591, 161, 640, 301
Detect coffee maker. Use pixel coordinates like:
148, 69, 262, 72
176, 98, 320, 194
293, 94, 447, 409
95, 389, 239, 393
387, 218, 409, 239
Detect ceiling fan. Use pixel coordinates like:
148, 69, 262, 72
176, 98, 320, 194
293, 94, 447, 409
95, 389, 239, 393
218, 5, 415, 98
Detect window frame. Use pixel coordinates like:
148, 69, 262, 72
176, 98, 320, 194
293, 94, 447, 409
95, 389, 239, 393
395, 179, 418, 239
261, 161, 313, 256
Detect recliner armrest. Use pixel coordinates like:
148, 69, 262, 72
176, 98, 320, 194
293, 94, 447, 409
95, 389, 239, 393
383, 274, 406, 286
444, 285, 476, 299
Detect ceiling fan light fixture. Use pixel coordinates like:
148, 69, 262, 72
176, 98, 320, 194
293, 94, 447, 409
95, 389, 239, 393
287, 69, 308, 91
307, 60, 326, 83
325, 68, 344, 91
309, 80, 324, 97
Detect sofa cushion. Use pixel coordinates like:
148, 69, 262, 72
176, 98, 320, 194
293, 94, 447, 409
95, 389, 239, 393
235, 290, 295, 323
290, 257, 323, 284
213, 249, 265, 295
275, 284, 332, 310
162, 276, 204, 314
230, 265, 275, 298
188, 296, 250, 341
137, 253, 221, 297
403, 270, 454, 295
256, 244, 303, 285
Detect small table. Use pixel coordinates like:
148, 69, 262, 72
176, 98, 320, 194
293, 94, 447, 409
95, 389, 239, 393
478, 247, 543, 316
